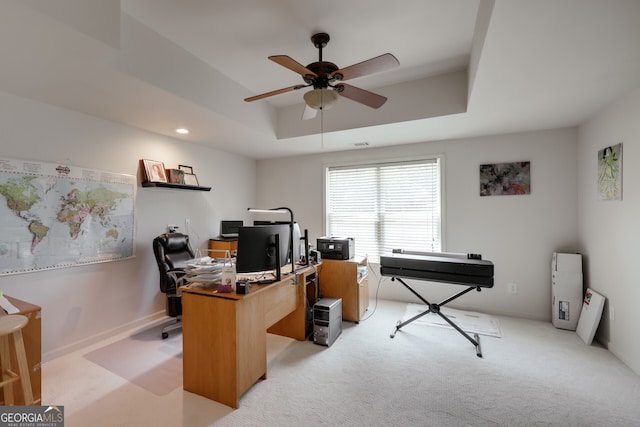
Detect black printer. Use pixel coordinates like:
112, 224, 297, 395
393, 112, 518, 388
316, 237, 354, 260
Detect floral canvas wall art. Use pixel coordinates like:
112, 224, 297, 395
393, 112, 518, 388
480, 161, 531, 196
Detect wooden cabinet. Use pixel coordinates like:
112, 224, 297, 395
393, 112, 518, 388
319, 257, 369, 322
0, 296, 41, 405
208, 238, 238, 257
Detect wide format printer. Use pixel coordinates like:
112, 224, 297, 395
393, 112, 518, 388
380, 249, 494, 357
380, 250, 494, 287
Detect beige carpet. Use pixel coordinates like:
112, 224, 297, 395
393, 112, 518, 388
46, 300, 640, 426
403, 303, 503, 337
84, 322, 183, 396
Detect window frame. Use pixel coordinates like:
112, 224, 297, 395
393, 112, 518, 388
322, 155, 446, 262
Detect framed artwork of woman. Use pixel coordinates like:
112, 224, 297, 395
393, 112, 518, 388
142, 159, 167, 182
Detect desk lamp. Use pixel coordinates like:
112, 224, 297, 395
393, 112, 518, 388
247, 207, 295, 275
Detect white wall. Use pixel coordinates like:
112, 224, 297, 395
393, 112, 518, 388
577, 86, 640, 374
257, 127, 579, 320
0, 91, 257, 360
2, 70, 636, 375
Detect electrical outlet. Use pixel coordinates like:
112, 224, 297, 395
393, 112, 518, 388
507, 283, 518, 294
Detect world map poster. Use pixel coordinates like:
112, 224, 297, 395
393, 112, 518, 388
0, 158, 136, 275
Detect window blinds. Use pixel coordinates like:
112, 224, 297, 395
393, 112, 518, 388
326, 158, 442, 263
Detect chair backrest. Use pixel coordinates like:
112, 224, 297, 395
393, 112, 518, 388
153, 233, 195, 294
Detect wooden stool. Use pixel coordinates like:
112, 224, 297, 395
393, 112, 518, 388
0, 315, 33, 405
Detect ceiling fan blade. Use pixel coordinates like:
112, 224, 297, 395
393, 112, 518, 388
269, 55, 318, 78
301, 104, 318, 120
244, 84, 307, 102
336, 83, 388, 109
332, 53, 399, 81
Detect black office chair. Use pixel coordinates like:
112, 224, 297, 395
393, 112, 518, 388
152, 232, 195, 339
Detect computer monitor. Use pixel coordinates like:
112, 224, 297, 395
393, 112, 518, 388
220, 220, 243, 238
236, 224, 290, 274
253, 221, 301, 265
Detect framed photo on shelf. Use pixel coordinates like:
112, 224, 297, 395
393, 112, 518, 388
179, 164, 199, 186
166, 168, 185, 184
143, 159, 167, 183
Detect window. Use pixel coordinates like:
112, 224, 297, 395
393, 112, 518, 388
325, 157, 442, 263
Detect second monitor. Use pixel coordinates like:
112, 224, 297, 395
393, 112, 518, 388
235, 224, 290, 274
253, 221, 302, 266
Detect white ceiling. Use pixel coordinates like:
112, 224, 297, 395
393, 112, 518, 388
1, 0, 639, 159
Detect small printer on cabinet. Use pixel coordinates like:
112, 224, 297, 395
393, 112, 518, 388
316, 237, 354, 260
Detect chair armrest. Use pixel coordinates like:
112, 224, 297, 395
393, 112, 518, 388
167, 269, 188, 295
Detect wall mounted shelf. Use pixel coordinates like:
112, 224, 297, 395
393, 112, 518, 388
141, 181, 211, 191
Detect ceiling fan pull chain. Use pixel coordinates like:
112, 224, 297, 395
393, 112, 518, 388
321, 109, 324, 151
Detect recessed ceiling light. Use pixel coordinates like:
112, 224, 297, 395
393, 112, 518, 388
176, 128, 189, 134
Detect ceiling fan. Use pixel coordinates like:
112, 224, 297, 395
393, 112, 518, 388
244, 33, 399, 119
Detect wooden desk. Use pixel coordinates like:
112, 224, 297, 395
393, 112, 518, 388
181, 264, 318, 408
0, 295, 41, 405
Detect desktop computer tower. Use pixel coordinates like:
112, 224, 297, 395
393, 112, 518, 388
313, 298, 342, 347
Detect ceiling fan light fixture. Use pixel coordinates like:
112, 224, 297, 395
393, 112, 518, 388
304, 88, 338, 110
